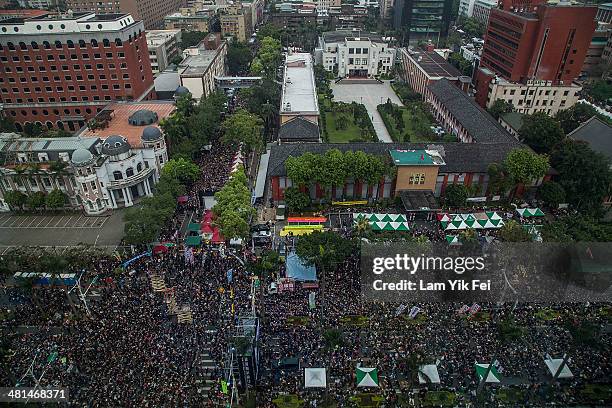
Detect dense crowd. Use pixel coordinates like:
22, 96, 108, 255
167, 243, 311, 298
1, 146, 610, 407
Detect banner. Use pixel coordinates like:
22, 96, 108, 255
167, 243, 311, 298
308, 292, 316, 310
121, 251, 152, 268
395, 304, 407, 317
469, 303, 481, 315
220, 379, 228, 394
227, 268, 234, 283
457, 304, 470, 314
408, 306, 420, 319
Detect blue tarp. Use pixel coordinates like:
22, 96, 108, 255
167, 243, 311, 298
286, 252, 317, 281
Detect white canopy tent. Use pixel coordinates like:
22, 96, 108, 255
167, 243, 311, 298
304, 367, 327, 388
544, 358, 574, 379
418, 364, 441, 384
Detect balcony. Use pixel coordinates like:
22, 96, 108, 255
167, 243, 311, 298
106, 167, 154, 189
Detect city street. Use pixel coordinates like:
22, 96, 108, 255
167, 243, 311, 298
331, 80, 403, 143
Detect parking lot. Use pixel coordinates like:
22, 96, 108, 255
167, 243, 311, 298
0, 213, 110, 229
0, 211, 125, 248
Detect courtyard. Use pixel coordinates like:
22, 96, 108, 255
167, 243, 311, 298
0, 210, 126, 250
331, 80, 403, 142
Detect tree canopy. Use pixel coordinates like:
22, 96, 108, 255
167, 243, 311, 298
444, 184, 469, 207
503, 148, 549, 186
212, 169, 255, 240
488, 99, 514, 120
295, 231, 357, 271
250, 36, 282, 80
499, 220, 532, 242
227, 41, 253, 76
221, 109, 264, 154
550, 139, 612, 212
519, 112, 565, 154
554, 103, 607, 134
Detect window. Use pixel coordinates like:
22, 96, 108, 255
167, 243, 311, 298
90, 181, 97, 190
113, 171, 123, 180
55, 40, 62, 48
126, 167, 134, 177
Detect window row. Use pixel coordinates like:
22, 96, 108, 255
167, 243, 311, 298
1, 38, 124, 50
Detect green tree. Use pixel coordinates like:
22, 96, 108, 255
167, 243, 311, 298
448, 52, 472, 76
550, 139, 612, 212
585, 80, 612, 104
213, 169, 255, 230
179, 31, 208, 48
296, 231, 356, 271
227, 41, 253, 75
499, 220, 531, 242
221, 109, 264, 154
520, 112, 565, 154
503, 148, 549, 190
217, 209, 250, 240
4, 191, 27, 210
26, 191, 46, 210
538, 181, 566, 208
256, 23, 282, 41
283, 186, 310, 212
488, 99, 514, 120
175, 93, 195, 117
250, 36, 282, 79
45, 189, 66, 209
554, 103, 600, 134
542, 215, 612, 242
161, 158, 200, 185
444, 184, 469, 207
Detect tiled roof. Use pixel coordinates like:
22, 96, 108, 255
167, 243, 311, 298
279, 117, 320, 141
427, 79, 516, 144
80, 102, 175, 148
568, 116, 612, 162
267, 142, 522, 177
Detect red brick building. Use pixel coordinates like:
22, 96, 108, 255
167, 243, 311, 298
0, 12, 155, 133
476, 4, 597, 108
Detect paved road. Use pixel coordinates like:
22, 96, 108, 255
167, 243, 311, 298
331, 80, 403, 143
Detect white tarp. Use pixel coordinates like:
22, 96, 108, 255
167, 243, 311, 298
544, 358, 574, 378
418, 364, 441, 384
304, 367, 327, 388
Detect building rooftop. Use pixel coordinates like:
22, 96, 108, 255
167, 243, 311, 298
500, 112, 525, 132
568, 116, 612, 162
389, 149, 445, 165
280, 53, 319, 115
322, 30, 386, 44
0, 9, 49, 18
180, 50, 221, 75
146, 29, 181, 45
0, 134, 98, 155
267, 142, 522, 177
279, 117, 320, 141
79, 102, 175, 148
402, 49, 461, 78
428, 79, 516, 144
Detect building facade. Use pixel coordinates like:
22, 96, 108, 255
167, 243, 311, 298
398, 48, 462, 95
471, 0, 497, 24
459, 0, 476, 18
0, 12, 155, 133
316, 31, 395, 78
220, 4, 251, 42
0, 105, 169, 215
478, 5, 597, 84
393, 0, 451, 45
66, 0, 186, 29
477, 70, 581, 115
146, 29, 182, 73
164, 11, 211, 31
179, 40, 227, 100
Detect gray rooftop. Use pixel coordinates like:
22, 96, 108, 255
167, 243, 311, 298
180, 50, 220, 75
279, 117, 320, 141
267, 142, 522, 177
281, 53, 319, 115
428, 79, 516, 144
500, 112, 525, 132
322, 30, 386, 44
568, 116, 612, 162
0, 134, 98, 154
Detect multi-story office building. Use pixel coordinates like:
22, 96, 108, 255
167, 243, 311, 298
458, 0, 475, 18
66, 0, 186, 29
178, 39, 227, 100
146, 29, 181, 73
471, 0, 497, 24
475, 4, 597, 111
164, 10, 212, 31
379, 0, 394, 19
0, 12, 155, 133
220, 4, 251, 42
327, 4, 370, 31
597, 3, 612, 25
393, 0, 452, 45
316, 31, 395, 78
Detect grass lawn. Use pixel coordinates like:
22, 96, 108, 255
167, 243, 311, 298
422, 391, 457, 407
273, 394, 305, 408
325, 111, 374, 143
378, 104, 438, 143
579, 384, 612, 402
286, 316, 311, 326
340, 315, 370, 326
349, 393, 384, 407
535, 308, 561, 321
403, 313, 427, 325
496, 388, 525, 403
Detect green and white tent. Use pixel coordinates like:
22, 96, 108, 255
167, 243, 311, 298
440, 212, 504, 231
516, 208, 545, 218
356, 367, 379, 387
446, 235, 461, 245
418, 364, 441, 384
354, 213, 410, 232
474, 363, 501, 383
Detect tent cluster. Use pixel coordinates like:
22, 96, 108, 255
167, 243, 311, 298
438, 212, 504, 231
353, 213, 410, 232
516, 208, 545, 218
304, 367, 380, 388
230, 151, 243, 174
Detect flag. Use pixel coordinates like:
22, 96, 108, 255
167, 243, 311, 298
220, 380, 228, 394
469, 303, 481, 315
356, 367, 379, 387
227, 269, 234, 283
394, 304, 407, 317
457, 304, 470, 314
308, 292, 316, 310
408, 306, 420, 319
47, 351, 58, 363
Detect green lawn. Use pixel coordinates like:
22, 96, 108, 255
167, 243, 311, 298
325, 111, 374, 143
378, 103, 438, 143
